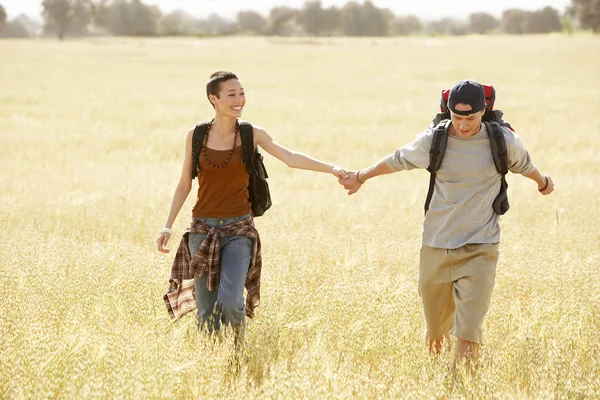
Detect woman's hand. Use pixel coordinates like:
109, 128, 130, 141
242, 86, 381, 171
156, 231, 171, 253
332, 166, 348, 180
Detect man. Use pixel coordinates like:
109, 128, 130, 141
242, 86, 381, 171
340, 80, 554, 370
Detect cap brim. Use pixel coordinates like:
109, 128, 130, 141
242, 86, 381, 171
449, 105, 485, 116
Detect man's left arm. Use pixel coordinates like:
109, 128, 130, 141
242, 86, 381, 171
523, 166, 554, 195
506, 129, 554, 196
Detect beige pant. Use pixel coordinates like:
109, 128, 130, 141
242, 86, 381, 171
419, 243, 499, 344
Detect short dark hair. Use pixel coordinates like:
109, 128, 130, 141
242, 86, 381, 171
206, 71, 238, 104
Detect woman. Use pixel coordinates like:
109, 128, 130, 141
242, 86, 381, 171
157, 71, 346, 337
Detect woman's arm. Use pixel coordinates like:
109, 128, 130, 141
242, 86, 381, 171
156, 129, 194, 253
253, 126, 347, 179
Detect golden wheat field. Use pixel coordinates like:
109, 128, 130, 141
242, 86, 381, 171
1, 35, 600, 399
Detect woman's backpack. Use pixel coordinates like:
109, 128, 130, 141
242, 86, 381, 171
191, 121, 272, 217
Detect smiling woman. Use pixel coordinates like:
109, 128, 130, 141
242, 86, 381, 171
155, 70, 347, 346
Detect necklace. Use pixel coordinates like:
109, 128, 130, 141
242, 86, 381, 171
202, 119, 239, 169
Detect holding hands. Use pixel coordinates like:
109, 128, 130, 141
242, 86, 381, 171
337, 169, 364, 195
331, 166, 348, 181
329, 166, 362, 194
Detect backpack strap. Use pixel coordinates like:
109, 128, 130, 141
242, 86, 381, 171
484, 121, 508, 175
191, 122, 210, 179
485, 121, 511, 214
239, 121, 257, 176
431, 111, 450, 127
483, 109, 514, 132
424, 120, 451, 216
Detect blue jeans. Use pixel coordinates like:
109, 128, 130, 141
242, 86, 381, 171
188, 214, 253, 333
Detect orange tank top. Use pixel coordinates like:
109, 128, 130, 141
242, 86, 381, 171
192, 146, 252, 218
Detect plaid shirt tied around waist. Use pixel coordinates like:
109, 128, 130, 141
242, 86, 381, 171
163, 216, 262, 321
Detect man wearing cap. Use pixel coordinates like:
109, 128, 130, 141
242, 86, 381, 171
339, 80, 554, 370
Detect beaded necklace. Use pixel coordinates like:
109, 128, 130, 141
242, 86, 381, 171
202, 119, 239, 169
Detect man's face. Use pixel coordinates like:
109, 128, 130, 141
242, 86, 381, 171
449, 103, 485, 139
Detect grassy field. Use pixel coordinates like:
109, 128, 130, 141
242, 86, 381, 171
1, 35, 599, 399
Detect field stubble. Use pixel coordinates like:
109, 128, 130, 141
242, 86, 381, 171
1, 36, 599, 398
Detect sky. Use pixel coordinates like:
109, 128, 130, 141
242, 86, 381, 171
3, 0, 572, 21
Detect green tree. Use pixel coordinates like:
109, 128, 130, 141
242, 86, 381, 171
196, 13, 237, 36
267, 6, 298, 36
361, 1, 390, 36
341, 1, 362, 36
128, 0, 159, 35
469, 12, 499, 34
159, 10, 197, 36
0, 4, 7, 31
562, 15, 575, 35
237, 10, 266, 34
322, 6, 341, 35
0, 19, 30, 38
91, 0, 110, 30
572, 0, 600, 32
0, 4, 32, 38
298, 1, 327, 36
428, 17, 468, 36
391, 15, 423, 36
501, 8, 529, 34
99, 0, 160, 36
340, 1, 390, 36
523, 7, 563, 33
42, 0, 92, 39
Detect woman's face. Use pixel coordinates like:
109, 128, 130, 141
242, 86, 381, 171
211, 79, 246, 118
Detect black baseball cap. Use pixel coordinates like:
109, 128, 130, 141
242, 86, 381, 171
448, 80, 486, 115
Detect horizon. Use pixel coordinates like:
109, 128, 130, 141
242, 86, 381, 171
2, 0, 572, 22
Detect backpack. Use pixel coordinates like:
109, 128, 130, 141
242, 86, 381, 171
425, 85, 512, 216
191, 121, 272, 217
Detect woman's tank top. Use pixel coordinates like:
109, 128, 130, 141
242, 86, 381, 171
191, 146, 252, 218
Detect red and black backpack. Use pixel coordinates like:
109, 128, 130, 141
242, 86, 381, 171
425, 85, 513, 216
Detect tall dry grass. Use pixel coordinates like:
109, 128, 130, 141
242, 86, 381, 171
1, 35, 599, 398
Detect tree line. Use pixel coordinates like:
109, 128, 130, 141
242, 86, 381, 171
1, 0, 599, 39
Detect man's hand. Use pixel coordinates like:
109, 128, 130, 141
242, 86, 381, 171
339, 170, 363, 195
538, 175, 554, 195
